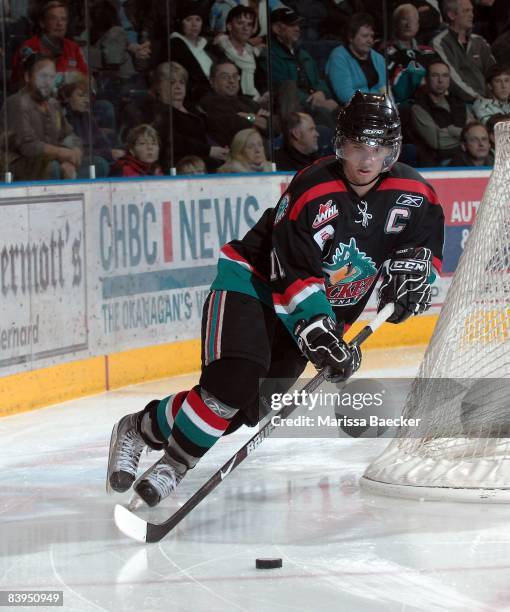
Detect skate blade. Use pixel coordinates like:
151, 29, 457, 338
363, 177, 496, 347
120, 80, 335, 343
127, 492, 146, 511
106, 421, 120, 494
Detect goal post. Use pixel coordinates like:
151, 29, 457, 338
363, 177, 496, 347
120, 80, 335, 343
361, 120, 510, 502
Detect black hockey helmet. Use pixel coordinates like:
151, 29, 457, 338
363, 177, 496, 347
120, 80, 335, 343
335, 91, 402, 172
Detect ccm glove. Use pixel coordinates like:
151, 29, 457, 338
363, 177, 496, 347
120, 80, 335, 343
378, 247, 432, 324
295, 315, 362, 382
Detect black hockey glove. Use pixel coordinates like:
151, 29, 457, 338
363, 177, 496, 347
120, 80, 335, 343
295, 315, 362, 382
378, 247, 432, 324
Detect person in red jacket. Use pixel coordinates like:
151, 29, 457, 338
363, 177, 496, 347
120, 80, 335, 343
11, 0, 88, 88
109, 124, 164, 177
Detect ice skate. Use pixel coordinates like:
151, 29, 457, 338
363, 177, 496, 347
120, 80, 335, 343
107, 413, 146, 493
134, 453, 187, 507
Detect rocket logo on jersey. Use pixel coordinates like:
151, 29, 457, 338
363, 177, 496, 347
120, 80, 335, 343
312, 200, 339, 229
322, 238, 378, 306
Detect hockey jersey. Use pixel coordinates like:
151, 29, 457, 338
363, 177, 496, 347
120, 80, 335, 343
211, 156, 444, 337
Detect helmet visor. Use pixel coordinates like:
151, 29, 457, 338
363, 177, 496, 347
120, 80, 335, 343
335, 136, 401, 172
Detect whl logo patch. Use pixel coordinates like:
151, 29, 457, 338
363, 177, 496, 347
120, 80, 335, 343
396, 193, 423, 207
312, 200, 339, 228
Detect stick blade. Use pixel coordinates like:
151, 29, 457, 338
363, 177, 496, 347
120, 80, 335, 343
114, 504, 148, 543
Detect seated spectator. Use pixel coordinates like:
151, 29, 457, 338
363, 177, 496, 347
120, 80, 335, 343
321, 0, 357, 41
283, 0, 328, 42
3, 53, 82, 180
385, 4, 437, 106
123, 61, 229, 171
170, 0, 218, 107
210, 0, 248, 35
491, 9, 510, 65
448, 121, 494, 166
165, 61, 229, 169
432, 0, 495, 103
486, 112, 510, 153
260, 7, 338, 130
472, 0, 508, 43
0, 0, 35, 73
212, 0, 285, 47
176, 154, 207, 174
473, 64, 510, 124
85, 0, 148, 104
252, 0, 287, 44
60, 76, 125, 177
326, 13, 386, 105
275, 112, 319, 171
214, 6, 266, 102
411, 60, 471, 166
87, 1, 134, 77
394, 0, 443, 44
217, 128, 272, 172
110, 124, 163, 176
199, 59, 270, 147
114, 0, 154, 71
11, 0, 88, 88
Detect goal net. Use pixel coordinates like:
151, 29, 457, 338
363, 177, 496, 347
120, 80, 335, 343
361, 120, 510, 502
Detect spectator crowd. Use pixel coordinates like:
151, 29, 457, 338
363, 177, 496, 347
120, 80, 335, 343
0, 0, 508, 180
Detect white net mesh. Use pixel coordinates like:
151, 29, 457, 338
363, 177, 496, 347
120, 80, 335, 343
362, 121, 510, 501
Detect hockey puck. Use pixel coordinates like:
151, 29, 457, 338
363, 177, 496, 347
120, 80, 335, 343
255, 558, 283, 569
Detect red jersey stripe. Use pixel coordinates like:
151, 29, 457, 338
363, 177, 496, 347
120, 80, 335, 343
377, 178, 439, 205
171, 391, 188, 419
220, 244, 268, 282
273, 276, 325, 306
290, 181, 347, 220
186, 388, 230, 430
433, 256, 443, 274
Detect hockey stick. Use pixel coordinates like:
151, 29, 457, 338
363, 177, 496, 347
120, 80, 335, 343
114, 303, 395, 543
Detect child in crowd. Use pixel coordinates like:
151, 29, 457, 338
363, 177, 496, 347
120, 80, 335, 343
176, 155, 207, 175
473, 65, 510, 125
109, 124, 163, 176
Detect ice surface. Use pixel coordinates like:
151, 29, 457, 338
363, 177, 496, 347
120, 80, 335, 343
2, 348, 510, 612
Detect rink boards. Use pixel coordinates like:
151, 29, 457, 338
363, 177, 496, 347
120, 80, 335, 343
0, 168, 490, 416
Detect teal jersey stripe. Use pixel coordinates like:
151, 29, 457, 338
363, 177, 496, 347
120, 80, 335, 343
211, 259, 272, 307
208, 291, 222, 363
278, 291, 334, 339
211, 257, 334, 343
156, 397, 172, 439
174, 409, 219, 449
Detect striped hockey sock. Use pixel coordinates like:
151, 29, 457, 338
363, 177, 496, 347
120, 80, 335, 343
154, 387, 231, 468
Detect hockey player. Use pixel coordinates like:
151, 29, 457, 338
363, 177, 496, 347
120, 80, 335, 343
107, 91, 444, 507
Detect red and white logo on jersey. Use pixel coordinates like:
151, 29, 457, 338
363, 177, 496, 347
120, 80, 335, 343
313, 224, 334, 250
312, 200, 339, 229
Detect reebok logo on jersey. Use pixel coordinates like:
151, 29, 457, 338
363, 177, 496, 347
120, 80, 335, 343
396, 194, 423, 207
312, 200, 339, 228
